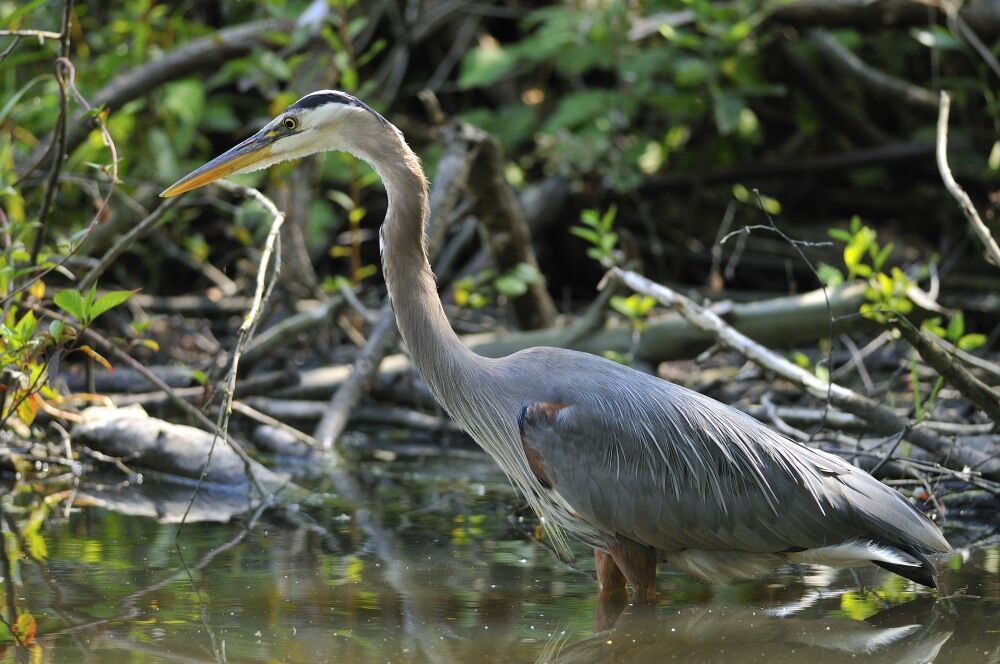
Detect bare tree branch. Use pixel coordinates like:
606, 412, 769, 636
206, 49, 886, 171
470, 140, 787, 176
936, 91, 1000, 269
610, 267, 1000, 480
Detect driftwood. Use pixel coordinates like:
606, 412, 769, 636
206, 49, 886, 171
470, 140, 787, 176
109, 369, 298, 408
314, 302, 399, 449
275, 283, 868, 400
936, 92, 1000, 268
75, 480, 256, 524
464, 125, 558, 330
128, 293, 255, 316
474, 282, 869, 361
895, 321, 1000, 424
247, 396, 463, 434
62, 364, 198, 394
71, 406, 287, 489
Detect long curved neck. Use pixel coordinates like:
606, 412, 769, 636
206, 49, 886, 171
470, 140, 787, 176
358, 125, 484, 400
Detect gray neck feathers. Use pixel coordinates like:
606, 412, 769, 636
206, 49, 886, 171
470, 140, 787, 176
362, 124, 484, 404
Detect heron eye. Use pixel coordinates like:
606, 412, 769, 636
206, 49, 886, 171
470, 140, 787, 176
282, 116, 298, 130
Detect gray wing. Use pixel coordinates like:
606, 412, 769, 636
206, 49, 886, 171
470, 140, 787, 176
517, 375, 949, 557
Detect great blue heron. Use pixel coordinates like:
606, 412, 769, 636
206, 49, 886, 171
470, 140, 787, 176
162, 90, 951, 601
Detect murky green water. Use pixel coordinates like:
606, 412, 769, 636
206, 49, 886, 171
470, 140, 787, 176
2, 457, 998, 663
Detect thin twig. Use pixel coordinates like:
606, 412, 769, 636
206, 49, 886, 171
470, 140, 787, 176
79, 197, 181, 291
231, 400, 320, 448
243, 296, 343, 362
178, 181, 285, 531
894, 317, 1000, 424
943, 1, 1000, 82
29, 0, 74, 266
808, 28, 938, 114
936, 91, 1000, 268
29, 303, 261, 482
336, 281, 379, 324
5, 55, 119, 306
314, 302, 397, 450
0, 29, 63, 39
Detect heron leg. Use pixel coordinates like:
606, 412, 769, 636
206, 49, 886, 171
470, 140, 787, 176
595, 548, 627, 592
604, 536, 657, 605
594, 549, 627, 630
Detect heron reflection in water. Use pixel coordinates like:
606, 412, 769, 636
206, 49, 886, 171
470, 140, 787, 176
539, 597, 952, 664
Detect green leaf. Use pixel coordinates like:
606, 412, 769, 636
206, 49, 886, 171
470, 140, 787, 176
495, 275, 528, 297
921, 317, 947, 338
53, 289, 85, 320
873, 242, 894, 271
542, 90, 620, 132
1, 0, 48, 26
580, 209, 600, 227
957, 333, 986, 351
14, 310, 37, 339
711, 91, 744, 135
816, 262, 844, 287
0, 74, 48, 126
946, 312, 964, 342
673, 57, 713, 87
89, 290, 133, 321
569, 227, 600, 244
510, 263, 539, 283
910, 26, 962, 50
27, 530, 47, 560
459, 42, 518, 89
828, 229, 853, 243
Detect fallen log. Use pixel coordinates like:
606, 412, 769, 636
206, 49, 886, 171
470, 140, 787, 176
276, 283, 868, 399
72, 406, 288, 490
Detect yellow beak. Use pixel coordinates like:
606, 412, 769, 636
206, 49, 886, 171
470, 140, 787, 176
160, 128, 278, 197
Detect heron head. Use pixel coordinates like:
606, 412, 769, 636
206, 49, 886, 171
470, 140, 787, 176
161, 90, 390, 197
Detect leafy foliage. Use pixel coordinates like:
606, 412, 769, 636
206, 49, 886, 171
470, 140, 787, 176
458, 2, 770, 190
570, 206, 620, 267
453, 263, 540, 310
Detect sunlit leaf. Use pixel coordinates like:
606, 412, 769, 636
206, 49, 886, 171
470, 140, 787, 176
946, 312, 964, 342
459, 39, 517, 89
495, 275, 528, 297
13, 612, 36, 645
16, 393, 37, 426
90, 290, 134, 321
26, 531, 47, 561
957, 333, 986, 351
53, 289, 84, 320
711, 90, 744, 135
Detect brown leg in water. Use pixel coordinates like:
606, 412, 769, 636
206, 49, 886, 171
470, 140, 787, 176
605, 536, 657, 605
594, 548, 627, 631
